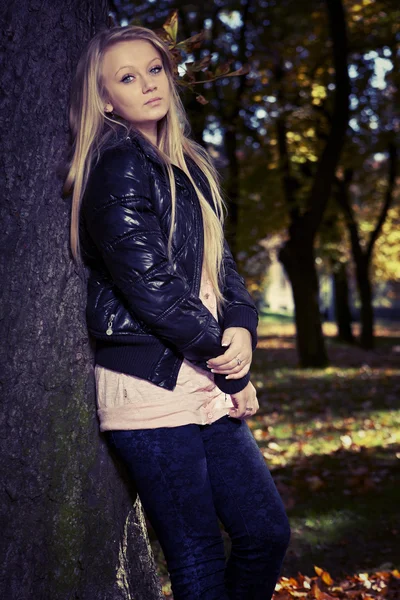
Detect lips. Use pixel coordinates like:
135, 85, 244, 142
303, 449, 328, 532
145, 97, 162, 105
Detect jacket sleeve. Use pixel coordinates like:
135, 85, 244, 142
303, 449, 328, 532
219, 239, 259, 352
212, 240, 259, 394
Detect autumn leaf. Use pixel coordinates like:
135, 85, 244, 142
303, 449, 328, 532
175, 30, 205, 50
162, 9, 178, 45
187, 54, 212, 72
392, 569, 400, 578
310, 581, 336, 599
314, 565, 334, 586
215, 61, 233, 77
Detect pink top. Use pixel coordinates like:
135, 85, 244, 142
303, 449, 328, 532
94, 263, 235, 431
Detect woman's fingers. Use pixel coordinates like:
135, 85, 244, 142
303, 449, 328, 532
209, 355, 251, 374
207, 333, 250, 369
229, 388, 259, 418
224, 364, 251, 379
229, 395, 257, 418
207, 349, 241, 369
211, 359, 251, 375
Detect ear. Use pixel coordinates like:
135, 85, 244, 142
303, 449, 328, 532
104, 102, 114, 113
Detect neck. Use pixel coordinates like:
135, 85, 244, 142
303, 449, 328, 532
136, 122, 158, 146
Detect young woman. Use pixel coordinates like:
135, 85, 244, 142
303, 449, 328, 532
64, 24, 290, 600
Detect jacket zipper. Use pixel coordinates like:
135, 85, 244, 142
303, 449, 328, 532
106, 313, 116, 335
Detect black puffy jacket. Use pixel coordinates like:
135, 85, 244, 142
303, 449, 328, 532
80, 129, 259, 394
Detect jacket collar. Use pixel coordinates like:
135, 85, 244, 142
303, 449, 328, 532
102, 122, 163, 165
101, 122, 202, 184
127, 129, 163, 165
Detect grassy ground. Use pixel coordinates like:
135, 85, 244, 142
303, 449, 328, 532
148, 319, 400, 597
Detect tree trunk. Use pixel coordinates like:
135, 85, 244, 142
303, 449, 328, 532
0, 2, 163, 599
280, 243, 328, 367
332, 260, 354, 343
355, 259, 375, 350
277, 0, 350, 367
336, 140, 398, 351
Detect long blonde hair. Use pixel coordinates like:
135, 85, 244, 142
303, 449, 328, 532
63, 25, 228, 313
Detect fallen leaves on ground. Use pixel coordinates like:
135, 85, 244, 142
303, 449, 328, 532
273, 565, 400, 599
159, 567, 400, 599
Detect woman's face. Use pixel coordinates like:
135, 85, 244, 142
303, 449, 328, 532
101, 39, 170, 138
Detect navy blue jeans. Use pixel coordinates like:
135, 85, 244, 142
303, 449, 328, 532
106, 414, 290, 600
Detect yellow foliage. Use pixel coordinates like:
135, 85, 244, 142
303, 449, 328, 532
287, 132, 301, 141
311, 84, 327, 99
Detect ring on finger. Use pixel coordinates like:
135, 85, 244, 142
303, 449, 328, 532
236, 356, 242, 366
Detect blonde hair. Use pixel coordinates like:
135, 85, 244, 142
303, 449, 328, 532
63, 25, 228, 314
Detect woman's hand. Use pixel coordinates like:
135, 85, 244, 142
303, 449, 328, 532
228, 381, 259, 419
206, 326, 252, 380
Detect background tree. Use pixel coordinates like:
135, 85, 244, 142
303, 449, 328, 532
0, 2, 163, 598
336, 142, 398, 349
318, 213, 356, 343
264, 0, 351, 366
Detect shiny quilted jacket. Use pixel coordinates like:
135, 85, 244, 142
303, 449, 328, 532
80, 129, 259, 394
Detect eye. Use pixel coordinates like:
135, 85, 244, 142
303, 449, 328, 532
121, 74, 134, 84
120, 65, 163, 84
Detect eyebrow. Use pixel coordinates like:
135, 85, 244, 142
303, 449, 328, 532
115, 57, 160, 77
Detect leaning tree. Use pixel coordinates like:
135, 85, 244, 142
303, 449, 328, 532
0, 2, 163, 598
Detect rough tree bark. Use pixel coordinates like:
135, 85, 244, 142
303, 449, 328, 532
277, 0, 350, 367
0, 2, 163, 599
336, 141, 397, 350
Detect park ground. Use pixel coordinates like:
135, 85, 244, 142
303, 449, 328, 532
148, 318, 400, 599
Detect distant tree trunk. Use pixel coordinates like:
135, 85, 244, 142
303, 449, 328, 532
331, 260, 354, 343
281, 242, 328, 366
0, 2, 163, 599
357, 258, 375, 348
278, 0, 350, 367
336, 142, 397, 350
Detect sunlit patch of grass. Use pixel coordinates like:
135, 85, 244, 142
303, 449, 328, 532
249, 408, 400, 466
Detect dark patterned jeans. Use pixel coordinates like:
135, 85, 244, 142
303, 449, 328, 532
106, 414, 290, 600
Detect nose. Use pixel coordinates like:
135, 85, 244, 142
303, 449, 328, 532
142, 74, 156, 94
